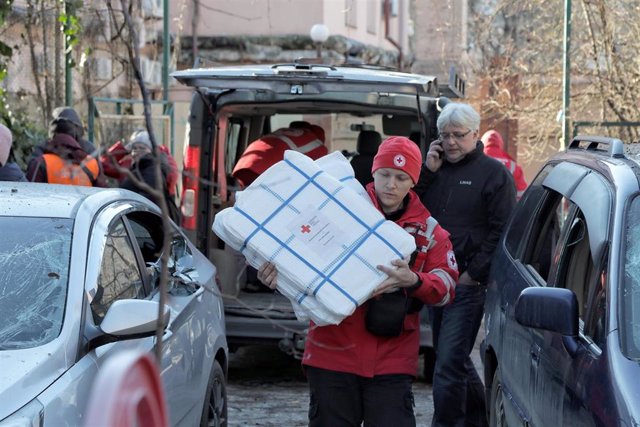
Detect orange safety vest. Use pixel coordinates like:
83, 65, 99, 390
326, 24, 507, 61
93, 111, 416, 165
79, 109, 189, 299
43, 153, 100, 187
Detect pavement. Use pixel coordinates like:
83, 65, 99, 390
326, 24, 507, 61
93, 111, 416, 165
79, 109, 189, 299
226, 328, 484, 426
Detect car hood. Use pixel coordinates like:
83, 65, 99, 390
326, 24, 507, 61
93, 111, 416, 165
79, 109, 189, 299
0, 344, 68, 419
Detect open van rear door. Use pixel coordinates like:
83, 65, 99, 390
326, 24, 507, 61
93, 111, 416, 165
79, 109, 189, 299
171, 63, 439, 96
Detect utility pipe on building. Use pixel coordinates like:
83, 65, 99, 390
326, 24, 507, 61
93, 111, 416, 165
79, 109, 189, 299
384, 0, 403, 71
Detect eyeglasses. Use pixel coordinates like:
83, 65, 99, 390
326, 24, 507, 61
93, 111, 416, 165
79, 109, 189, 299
438, 129, 472, 141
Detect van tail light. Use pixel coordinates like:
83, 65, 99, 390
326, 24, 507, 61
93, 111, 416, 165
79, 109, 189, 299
181, 145, 200, 231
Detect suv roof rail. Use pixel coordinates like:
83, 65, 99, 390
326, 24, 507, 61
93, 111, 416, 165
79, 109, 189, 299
569, 135, 625, 158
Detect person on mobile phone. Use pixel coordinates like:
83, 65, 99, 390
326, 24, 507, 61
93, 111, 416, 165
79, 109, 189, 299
414, 102, 516, 427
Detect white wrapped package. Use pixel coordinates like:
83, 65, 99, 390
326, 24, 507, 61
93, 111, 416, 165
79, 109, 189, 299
213, 150, 416, 325
315, 151, 370, 202
215, 151, 360, 325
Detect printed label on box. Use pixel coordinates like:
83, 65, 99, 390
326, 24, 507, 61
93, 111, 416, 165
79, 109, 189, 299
289, 206, 346, 257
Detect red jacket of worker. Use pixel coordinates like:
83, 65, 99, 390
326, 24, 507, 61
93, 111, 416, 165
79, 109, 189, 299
232, 127, 328, 188
481, 130, 528, 200
302, 188, 458, 378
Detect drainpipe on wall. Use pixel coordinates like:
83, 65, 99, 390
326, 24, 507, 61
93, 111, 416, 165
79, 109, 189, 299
384, 0, 403, 70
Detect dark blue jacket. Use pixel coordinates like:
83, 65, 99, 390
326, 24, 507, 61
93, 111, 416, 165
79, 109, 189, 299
0, 162, 27, 182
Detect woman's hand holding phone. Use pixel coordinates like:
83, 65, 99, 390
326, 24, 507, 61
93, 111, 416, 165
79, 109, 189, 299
426, 140, 444, 172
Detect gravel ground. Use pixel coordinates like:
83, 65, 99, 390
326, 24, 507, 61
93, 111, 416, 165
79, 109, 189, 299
227, 379, 435, 426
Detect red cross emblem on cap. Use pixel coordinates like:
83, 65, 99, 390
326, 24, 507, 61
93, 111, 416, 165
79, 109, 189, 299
394, 154, 406, 167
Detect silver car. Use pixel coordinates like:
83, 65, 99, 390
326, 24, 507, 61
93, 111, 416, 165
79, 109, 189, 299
0, 182, 228, 426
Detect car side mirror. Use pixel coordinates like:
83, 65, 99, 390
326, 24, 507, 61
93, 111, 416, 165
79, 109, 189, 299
101, 299, 170, 336
515, 287, 579, 336
87, 300, 170, 351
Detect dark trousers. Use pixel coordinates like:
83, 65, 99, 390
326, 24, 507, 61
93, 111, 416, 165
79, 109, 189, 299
428, 283, 488, 427
305, 366, 416, 427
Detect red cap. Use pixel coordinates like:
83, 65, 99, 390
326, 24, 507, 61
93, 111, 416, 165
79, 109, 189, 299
371, 136, 422, 183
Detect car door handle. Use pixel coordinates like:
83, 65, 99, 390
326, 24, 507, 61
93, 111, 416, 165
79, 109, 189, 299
530, 350, 540, 364
530, 344, 541, 366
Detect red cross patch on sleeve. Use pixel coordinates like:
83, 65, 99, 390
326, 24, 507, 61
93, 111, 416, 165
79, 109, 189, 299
447, 250, 458, 271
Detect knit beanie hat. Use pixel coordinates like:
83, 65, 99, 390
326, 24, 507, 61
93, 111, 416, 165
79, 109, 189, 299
0, 124, 12, 167
126, 129, 152, 151
371, 136, 422, 183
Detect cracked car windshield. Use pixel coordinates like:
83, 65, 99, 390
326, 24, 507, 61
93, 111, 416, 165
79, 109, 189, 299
0, 217, 72, 350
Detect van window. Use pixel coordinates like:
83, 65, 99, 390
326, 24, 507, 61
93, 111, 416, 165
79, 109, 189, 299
260, 113, 393, 155
226, 120, 243, 175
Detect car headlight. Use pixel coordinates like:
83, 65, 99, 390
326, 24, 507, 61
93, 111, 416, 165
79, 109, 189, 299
0, 400, 43, 427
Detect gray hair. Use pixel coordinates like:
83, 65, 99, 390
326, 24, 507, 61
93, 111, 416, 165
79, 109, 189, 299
437, 102, 481, 132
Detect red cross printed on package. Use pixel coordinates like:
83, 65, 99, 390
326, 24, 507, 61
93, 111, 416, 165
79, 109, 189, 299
300, 224, 312, 234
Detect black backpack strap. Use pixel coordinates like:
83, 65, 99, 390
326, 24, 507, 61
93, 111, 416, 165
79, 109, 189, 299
81, 161, 98, 186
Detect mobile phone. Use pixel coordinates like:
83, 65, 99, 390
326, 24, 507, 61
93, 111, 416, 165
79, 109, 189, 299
432, 140, 443, 159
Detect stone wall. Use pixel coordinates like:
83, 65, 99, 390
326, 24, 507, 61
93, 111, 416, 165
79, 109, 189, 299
178, 35, 402, 69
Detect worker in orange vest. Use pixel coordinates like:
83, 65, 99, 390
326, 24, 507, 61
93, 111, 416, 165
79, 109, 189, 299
26, 133, 105, 187
232, 121, 328, 188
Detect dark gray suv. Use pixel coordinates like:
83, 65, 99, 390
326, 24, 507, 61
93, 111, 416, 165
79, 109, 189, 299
482, 135, 640, 426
